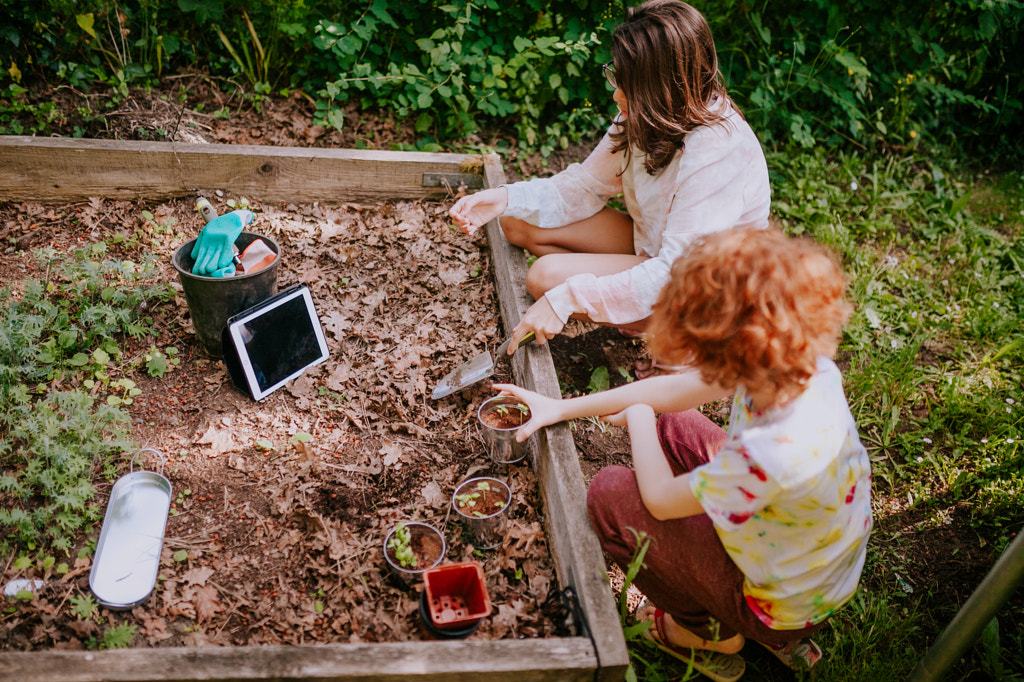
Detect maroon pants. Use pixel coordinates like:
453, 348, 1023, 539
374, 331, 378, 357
586, 409, 822, 644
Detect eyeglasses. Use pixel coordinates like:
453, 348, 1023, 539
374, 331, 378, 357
602, 62, 617, 89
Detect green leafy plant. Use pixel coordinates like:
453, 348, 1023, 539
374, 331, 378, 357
144, 345, 178, 378
0, 85, 60, 135
70, 593, 99, 620
310, 0, 605, 154
0, 244, 173, 554
494, 403, 529, 419
455, 480, 507, 518
99, 622, 137, 649
387, 521, 417, 569
587, 366, 610, 394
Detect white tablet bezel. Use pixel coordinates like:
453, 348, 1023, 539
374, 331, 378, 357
227, 285, 329, 401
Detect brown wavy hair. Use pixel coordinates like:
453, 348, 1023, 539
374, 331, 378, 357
646, 228, 851, 403
608, 0, 734, 174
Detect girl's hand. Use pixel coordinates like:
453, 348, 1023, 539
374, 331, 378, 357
510, 297, 565, 350
491, 383, 564, 442
449, 187, 508, 236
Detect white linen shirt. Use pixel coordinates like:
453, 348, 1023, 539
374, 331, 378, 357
502, 97, 771, 324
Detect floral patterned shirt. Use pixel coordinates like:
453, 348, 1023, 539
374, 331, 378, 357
689, 358, 872, 630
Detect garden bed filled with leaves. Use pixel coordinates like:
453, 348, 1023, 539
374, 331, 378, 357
0, 194, 574, 650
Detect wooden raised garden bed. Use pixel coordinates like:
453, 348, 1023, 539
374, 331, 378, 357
0, 136, 629, 682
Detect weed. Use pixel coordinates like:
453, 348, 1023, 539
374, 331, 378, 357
616, 529, 700, 682
70, 593, 99, 621
0, 85, 60, 135
587, 366, 610, 394
98, 622, 137, 649
144, 345, 179, 378
0, 244, 172, 554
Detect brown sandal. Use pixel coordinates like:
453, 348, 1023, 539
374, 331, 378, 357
639, 602, 746, 682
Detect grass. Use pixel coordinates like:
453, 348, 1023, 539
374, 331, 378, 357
625, 149, 1023, 681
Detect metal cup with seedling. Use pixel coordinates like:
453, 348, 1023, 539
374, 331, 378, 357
451, 477, 511, 550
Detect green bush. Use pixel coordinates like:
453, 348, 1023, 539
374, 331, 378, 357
707, 0, 1023, 155
0, 0, 1020, 159
307, 0, 617, 152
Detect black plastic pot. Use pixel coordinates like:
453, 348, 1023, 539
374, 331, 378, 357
418, 591, 481, 640
172, 232, 281, 357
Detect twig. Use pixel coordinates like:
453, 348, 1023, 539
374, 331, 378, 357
214, 604, 240, 638
209, 581, 254, 606
170, 101, 187, 140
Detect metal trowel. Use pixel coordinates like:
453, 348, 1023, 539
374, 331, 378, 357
431, 331, 536, 399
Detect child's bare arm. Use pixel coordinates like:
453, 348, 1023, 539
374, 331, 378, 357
607, 404, 705, 520
493, 370, 730, 441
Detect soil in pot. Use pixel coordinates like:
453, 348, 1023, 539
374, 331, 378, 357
479, 403, 531, 430
385, 522, 445, 572
455, 481, 509, 517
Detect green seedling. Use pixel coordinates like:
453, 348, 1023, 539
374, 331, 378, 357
494, 404, 529, 417
387, 522, 417, 569
456, 480, 507, 517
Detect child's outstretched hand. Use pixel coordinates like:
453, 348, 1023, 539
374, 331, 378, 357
491, 383, 564, 442
449, 187, 508, 236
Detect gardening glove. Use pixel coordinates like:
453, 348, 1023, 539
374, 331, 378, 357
191, 209, 254, 276
207, 263, 236, 278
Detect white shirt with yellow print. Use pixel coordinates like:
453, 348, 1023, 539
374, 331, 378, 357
689, 357, 872, 630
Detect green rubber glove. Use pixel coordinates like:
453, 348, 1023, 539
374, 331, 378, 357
207, 263, 236, 278
191, 209, 254, 276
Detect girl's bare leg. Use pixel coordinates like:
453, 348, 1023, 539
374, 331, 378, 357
526, 252, 651, 333
500, 207, 635, 256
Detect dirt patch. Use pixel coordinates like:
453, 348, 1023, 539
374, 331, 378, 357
0, 194, 574, 649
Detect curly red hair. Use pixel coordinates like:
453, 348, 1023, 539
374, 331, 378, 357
647, 228, 851, 401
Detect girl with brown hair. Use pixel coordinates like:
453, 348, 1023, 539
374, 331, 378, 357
449, 0, 770, 372
493, 228, 872, 681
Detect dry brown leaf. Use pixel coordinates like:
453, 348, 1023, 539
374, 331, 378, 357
379, 440, 404, 468
196, 424, 236, 455
136, 610, 173, 644
420, 480, 446, 510
438, 266, 469, 287
181, 565, 215, 586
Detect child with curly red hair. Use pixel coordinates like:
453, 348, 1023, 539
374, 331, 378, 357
494, 228, 872, 681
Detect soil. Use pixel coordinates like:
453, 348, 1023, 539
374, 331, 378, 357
0, 193, 573, 649
479, 404, 531, 430
2, 74, 1020, 679
454, 481, 510, 518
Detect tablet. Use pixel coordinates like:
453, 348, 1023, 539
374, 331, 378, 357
222, 284, 329, 401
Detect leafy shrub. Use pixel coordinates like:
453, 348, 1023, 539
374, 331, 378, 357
1, 0, 1021, 158
309, 0, 613, 152
708, 0, 1023, 154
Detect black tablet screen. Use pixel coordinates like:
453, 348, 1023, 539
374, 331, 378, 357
237, 293, 324, 392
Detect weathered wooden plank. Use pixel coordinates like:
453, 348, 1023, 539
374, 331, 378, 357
0, 638, 597, 682
0, 136, 484, 204
482, 157, 630, 682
